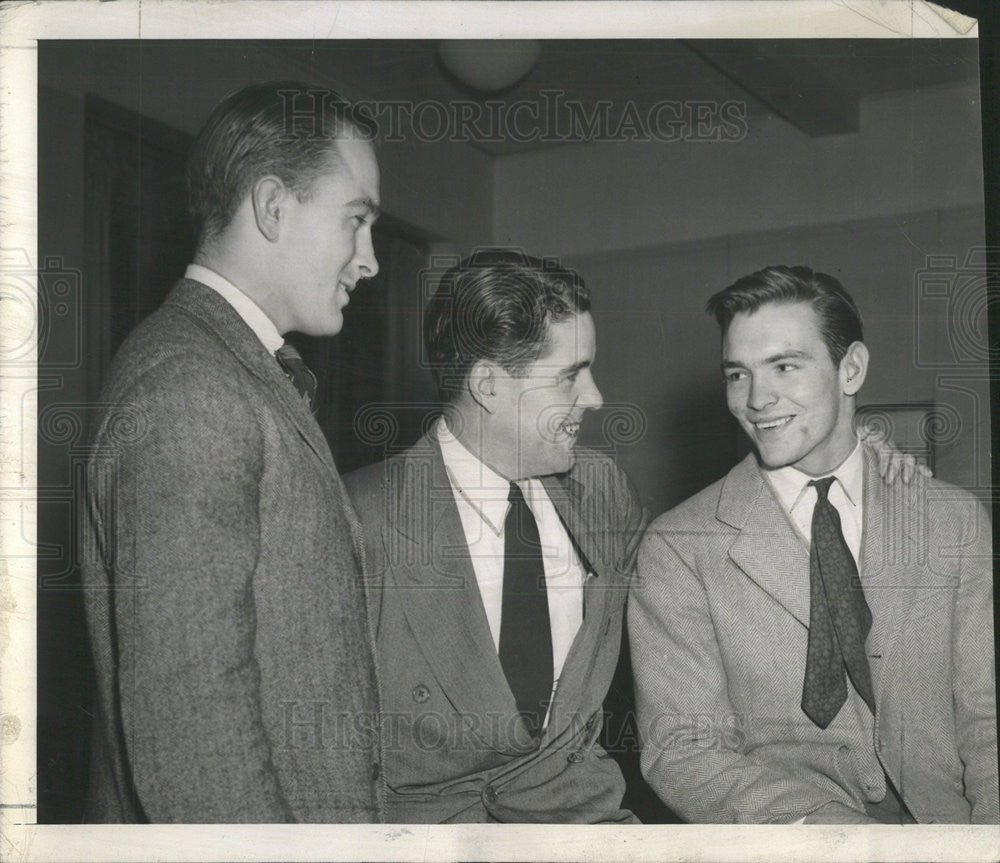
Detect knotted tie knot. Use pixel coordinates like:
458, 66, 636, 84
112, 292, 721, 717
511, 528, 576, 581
275, 343, 318, 414
809, 475, 836, 501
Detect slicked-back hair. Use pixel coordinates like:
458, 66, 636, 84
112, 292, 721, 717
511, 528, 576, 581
706, 265, 863, 365
187, 81, 378, 244
424, 248, 591, 403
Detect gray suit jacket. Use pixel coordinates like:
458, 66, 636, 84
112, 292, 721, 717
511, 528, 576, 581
629, 446, 998, 823
345, 435, 647, 823
82, 279, 383, 823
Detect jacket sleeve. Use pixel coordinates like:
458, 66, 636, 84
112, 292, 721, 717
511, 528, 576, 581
952, 500, 999, 823
89, 356, 293, 822
629, 521, 866, 823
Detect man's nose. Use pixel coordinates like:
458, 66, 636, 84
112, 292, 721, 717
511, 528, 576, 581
579, 372, 603, 411
746, 376, 776, 412
354, 229, 379, 280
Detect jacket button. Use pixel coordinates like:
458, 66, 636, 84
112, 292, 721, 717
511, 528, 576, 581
412, 684, 431, 703
484, 785, 499, 804
371, 761, 380, 781
567, 751, 585, 763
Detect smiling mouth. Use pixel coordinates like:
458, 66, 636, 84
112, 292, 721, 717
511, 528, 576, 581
560, 420, 581, 438
753, 416, 794, 431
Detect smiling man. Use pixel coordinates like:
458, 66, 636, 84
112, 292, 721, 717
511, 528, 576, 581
82, 82, 383, 822
345, 249, 647, 822
629, 265, 997, 824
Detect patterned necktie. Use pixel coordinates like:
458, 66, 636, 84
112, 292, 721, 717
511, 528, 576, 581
275, 343, 318, 414
801, 476, 876, 728
498, 482, 553, 738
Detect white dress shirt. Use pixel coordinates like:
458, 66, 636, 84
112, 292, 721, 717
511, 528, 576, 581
763, 439, 888, 811
764, 439, 864, 565
186, 264, 283, 352
436, 419, 587, 705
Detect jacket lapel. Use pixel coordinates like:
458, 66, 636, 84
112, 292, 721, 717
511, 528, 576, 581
385, 436, 533, 754
165, 280, 371, 577
720, 454, 811, 628
541, 472, 612, 624
542, 474, 594, 568
165, 280, 336, 476
538, 472, 617, 741
718, 447, 918, 709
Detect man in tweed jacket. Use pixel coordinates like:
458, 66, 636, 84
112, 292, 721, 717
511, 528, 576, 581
630, 266, 997, 824
82, 82, 384, 822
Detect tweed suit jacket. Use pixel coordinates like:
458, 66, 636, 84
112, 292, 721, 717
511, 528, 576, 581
629, 446, 997, 824
82, 279, 383, 823
344, 434, 647, 823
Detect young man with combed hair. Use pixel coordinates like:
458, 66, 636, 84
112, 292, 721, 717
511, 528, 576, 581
83, 81, 384, 822
630, 265, 997, 824
345, 249, 647, 823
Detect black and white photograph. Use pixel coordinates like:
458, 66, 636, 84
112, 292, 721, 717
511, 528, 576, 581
1, 1, 997, 861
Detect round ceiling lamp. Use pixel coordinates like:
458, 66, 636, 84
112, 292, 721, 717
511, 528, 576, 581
437, 40, 542, 93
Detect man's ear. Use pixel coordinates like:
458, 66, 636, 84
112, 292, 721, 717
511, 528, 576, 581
467, 360, 497, 413
840, 341, 869, 396
251, 176, 286, 242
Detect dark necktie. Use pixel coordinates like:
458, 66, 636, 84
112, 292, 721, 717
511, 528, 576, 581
801, 476, 876, 728
275, 343, 318, 413
498, 482, 553, 738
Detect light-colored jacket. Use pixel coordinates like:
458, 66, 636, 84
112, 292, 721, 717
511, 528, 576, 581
82, 279, 383, 823
345, 435, 647, 823
630, 447, 997, 824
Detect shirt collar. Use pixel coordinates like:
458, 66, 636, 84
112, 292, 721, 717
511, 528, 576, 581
185, 264, 284, 353
764, 438, 863, 514
436, 417, 512, 535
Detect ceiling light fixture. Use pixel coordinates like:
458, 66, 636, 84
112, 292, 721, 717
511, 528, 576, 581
437, 40, 542, 93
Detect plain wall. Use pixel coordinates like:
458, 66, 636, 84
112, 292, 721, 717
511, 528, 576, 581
492, 82, 983, 254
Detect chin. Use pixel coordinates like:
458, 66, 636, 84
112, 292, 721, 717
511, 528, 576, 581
754, 445, 798, 471
531, 458, 572, 478
316, 317, 345, 338
557, 449, 577, 474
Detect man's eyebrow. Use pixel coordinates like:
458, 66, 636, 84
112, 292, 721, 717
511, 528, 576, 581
764, 349, 810, 363
721, 350, 811, 370
559, 359, 591, 377
722, 351, 813, 371
348, 198, 381, 220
